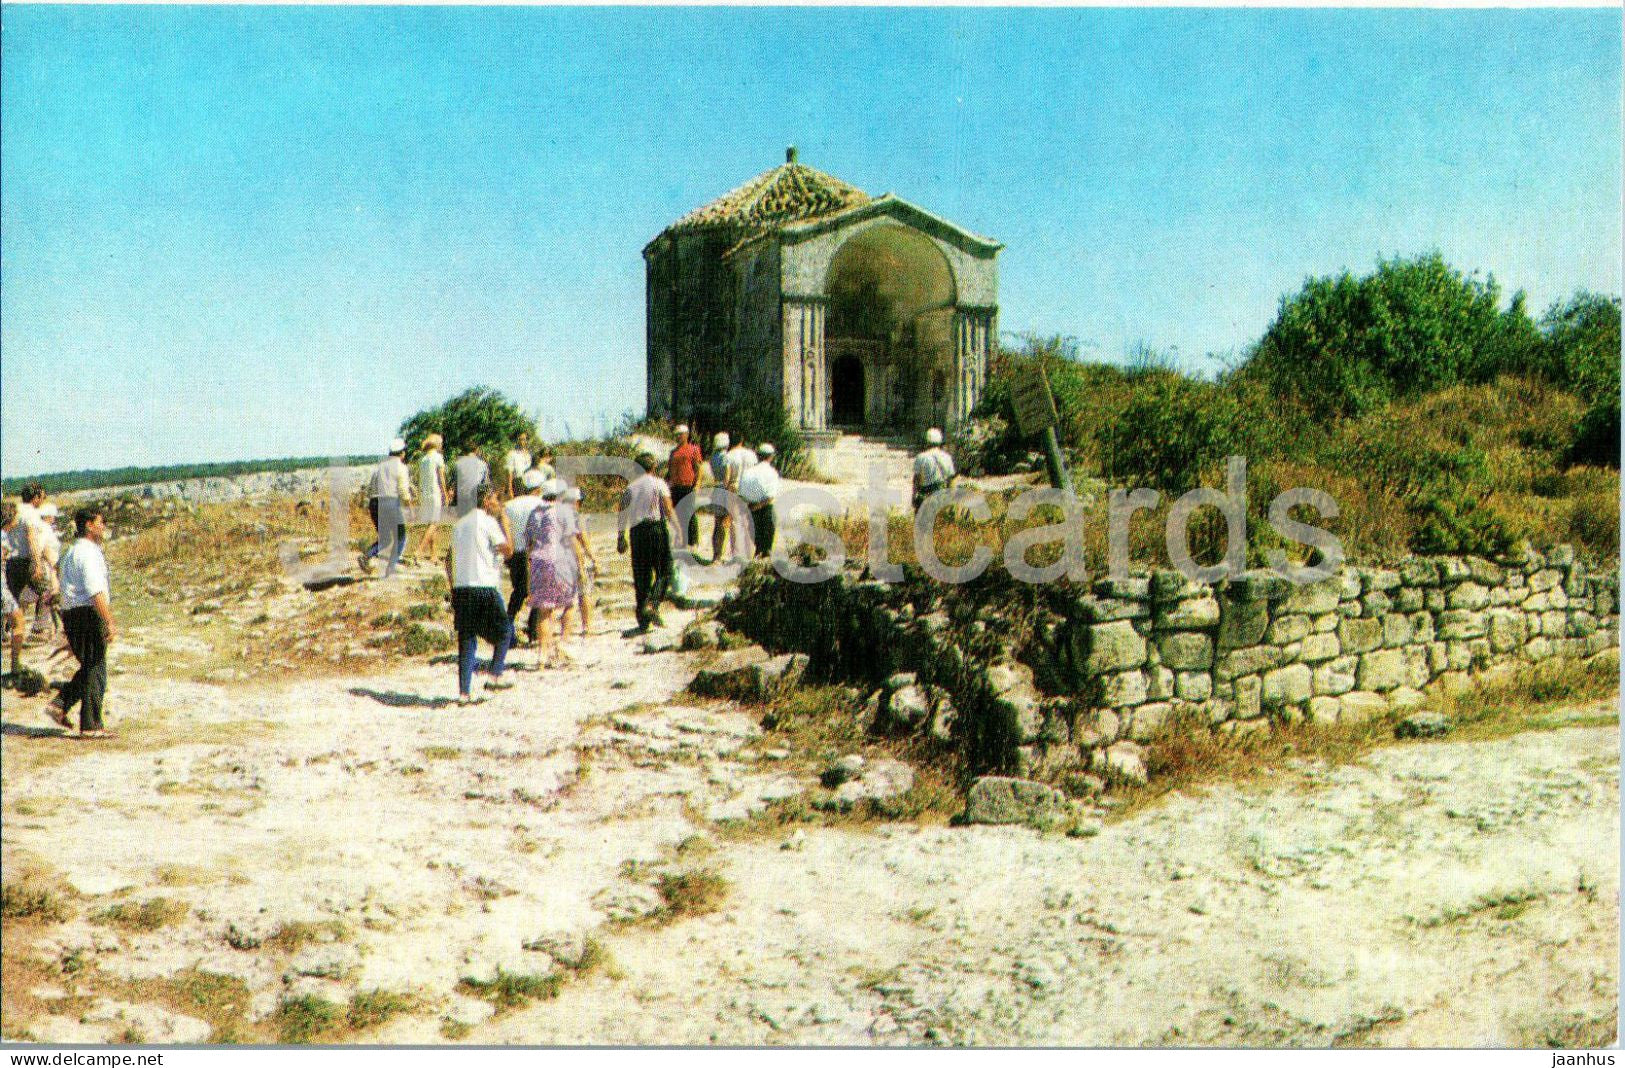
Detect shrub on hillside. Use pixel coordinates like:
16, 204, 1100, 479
1567, 396, 1621, 469
1243, 253, 1539, 418
398, 388, 537, 464
1538, 292, 1621, 398
1097, 373, 1240, 493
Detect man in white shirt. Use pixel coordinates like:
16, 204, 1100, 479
453, 450, 491, 520
447, 486, 516, 705
738, 443, 782, 559
504, 469, 547, 645
617, 453, 677, 633
913, 427, 958, 508
359, 438, 415, 577
46, 508, 116, 737
503, 432, 534, 499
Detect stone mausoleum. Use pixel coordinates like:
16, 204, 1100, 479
645, 150, 1001, 436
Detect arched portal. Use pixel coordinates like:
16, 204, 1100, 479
824, 224, 956, 433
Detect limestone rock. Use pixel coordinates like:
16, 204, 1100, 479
964, 776, 1073, 825
1395, 711, 1452, 739
1357, 649, 1407, 692
1159, 632, 1214, 671
1261, 663, 1313, 707
1339, 617, 1382, 655
1091, 740, 1150, 786
1338, 691, 1388, 724
1078, 620, 1147, 674
1159, 596, 1221, 630
1175, 671, 1213, 701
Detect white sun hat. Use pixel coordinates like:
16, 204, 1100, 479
714, 432, 730, 449
541, 478, 567, 500
675, 423, 690, 436
925, 428, 944, 446
523, 469, 546, 490
758, 442, 776, 457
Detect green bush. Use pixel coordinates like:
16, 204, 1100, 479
727, 396, 810, 480
398, 387, 537, 464
1243, 253, 1539, 418
1567, 396, 1620, 469
1097, 373, 1240, 493
1538, 292, 1621, 398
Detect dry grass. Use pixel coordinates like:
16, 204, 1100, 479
1113, 654, 1620, 819
653, 869, 729, 920
457, 936, 608, 1015
91, 897, 190, 932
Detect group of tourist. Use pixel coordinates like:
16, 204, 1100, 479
3, 483, 117, 739
3, 422, 954, 717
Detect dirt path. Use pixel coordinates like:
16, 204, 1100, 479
1, 530, 1617, 1046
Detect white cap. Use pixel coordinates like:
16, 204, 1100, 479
925, 428, 944, 446
758, 442, 776, 457
541, 478, 567, 499
523, 469, 546, 490
389, 437, 407, 454
564, 486, 582, 503
675, 424, 690, 436
714, 432, 730, 449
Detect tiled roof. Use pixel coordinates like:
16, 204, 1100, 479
663, 156, 871, 238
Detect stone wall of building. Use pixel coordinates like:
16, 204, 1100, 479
720, 548, 1619, 779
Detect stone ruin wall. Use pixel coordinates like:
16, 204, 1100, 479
722, 546, 1620, 778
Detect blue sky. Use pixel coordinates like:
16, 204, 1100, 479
3, 6, 1620, 476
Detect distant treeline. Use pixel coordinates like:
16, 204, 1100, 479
3, 455, 375, 497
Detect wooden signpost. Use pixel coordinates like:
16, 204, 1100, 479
1009, 365, 1073, 493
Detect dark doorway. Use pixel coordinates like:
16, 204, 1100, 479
832, 355, 865, 426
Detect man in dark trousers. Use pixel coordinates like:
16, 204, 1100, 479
665, 424, 703, 552
617, 452, 677, 633
46, 508, 117, 738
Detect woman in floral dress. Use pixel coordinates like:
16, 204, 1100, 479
525, 480, 586, 667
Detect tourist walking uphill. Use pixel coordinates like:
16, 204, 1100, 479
411, 433, 448, 564
619, 452, 677, 634
913, 427, 957, 508
5, 483, 47, 679
666, 424, 703, 551
45, 508, 117, 738
526, 479, 594, 667
739, 442, 780, 559
505, 469, 547, 646
453, 447, 491, 520
447, 486, 516, 705
359, 438, 414, 577
504, 431, 533, 500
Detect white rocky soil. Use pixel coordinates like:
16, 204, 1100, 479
1, 519, 1617, 1046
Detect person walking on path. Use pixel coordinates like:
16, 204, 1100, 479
447, 486, 515, 705
558, 486, 597, 642
504, 469, 547, 646
721, 437, 759, 563
411, 433, 449, 564
526, 479, 594, 666
24, 503, 63, 643
45, 508, 116, 738
706, 432, 732, 564
2, 504, 22, 681
912, 427, 957, 508
618, 453, 677, 634
4, 485, 46, 679
504, 431, 534, 500
739, 443, 781, 559
453, 448, 491, 520
666, 424, 703, 552
359, 438, 415, 577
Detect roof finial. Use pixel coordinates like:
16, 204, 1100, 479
786, 145, 798, 164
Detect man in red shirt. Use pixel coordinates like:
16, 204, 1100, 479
665, 424, 704, 554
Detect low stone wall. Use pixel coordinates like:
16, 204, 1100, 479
720, 547, 1619, 779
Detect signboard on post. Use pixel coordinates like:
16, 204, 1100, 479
1008, 365, 1072, 493
1009, 365, 1058, 437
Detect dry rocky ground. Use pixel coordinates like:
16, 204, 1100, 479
0, 506, 1618, 1047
